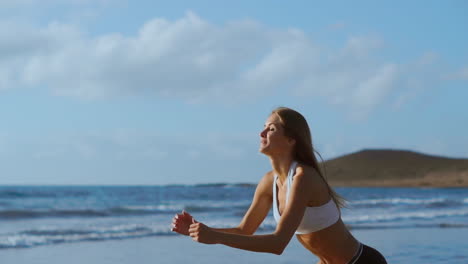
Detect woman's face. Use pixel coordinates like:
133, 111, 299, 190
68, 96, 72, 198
259, 114, 294, 156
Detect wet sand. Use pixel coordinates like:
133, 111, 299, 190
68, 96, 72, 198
1, 227, 467, 264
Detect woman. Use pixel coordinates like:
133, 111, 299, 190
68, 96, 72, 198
171, 107, 387, 264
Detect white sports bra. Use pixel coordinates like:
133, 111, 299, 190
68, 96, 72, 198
272, 161, 340, 234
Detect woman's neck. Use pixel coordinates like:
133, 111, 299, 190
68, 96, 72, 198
269, 155, 294, 184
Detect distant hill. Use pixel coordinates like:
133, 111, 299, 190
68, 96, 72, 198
322, 149, 468, 187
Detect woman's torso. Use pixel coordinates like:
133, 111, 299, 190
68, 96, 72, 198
273, 162, 360, 263
296, 220, 359, 263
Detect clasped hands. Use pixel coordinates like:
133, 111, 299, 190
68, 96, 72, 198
171, 210, 218, 244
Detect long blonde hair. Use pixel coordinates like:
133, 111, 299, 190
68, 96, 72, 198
272, 107, 346, 209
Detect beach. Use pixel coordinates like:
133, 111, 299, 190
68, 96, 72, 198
1, 227, 468, 264
1, 186, 468, 263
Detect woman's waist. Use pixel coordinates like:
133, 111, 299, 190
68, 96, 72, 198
296, 221, 359, 261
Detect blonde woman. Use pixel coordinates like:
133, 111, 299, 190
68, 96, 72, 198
171, 107, 387, 264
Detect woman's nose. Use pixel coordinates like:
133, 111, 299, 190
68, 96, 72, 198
260, 129, 267, 138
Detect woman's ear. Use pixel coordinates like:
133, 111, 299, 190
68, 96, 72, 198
288, 138, 296, 147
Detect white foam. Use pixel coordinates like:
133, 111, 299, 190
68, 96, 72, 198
350, 197, 446, 205
0, 223, 175, 249
343, 208, 468, 223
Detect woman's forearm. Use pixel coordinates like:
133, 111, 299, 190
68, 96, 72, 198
213, 231, 287, 255
212, 227, 245, 235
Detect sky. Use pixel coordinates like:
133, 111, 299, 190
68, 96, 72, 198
0, 0, 467, 185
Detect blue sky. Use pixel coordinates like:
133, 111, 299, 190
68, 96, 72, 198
0, 0, 467, 185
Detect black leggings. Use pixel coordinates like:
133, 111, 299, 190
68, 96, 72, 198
348, 243, 387, 264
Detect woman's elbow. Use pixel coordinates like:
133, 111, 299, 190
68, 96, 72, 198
272, 247, 284, 255
271, 237, 288, 255
271, 244, 287, 255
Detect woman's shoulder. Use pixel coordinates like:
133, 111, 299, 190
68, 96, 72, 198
254, 171, 275, 197
262, 170, 275, 183
294, 163, 328, 190
294, 163, 320, 180
255, 170, 275, 187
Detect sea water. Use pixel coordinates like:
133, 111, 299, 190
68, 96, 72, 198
1, 185, 467, 262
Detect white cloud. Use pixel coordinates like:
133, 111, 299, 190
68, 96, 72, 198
388, 51, 446, 111
327, 22, 346, 31
18, 130, 252, 162
1, 12, 406, 116
349, 64, 398, 117
139, 149, 169, 160
293, 36, 399, 118
187, 149, 201, 159
0, 0, 112, 7
445, 67, 468, 81
0, 132, 8, 156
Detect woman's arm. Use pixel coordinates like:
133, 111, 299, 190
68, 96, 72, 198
231, 171, 274, 235
189, 224, 286, 255
210, 173, 272, 234
173, 171, 273, 236
189, 169, 312, 255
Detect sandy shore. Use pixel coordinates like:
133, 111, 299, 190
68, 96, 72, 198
0, 234, 315, 264
1, 228, 467, 264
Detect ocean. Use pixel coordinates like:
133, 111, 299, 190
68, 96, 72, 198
1, 185, 468, 263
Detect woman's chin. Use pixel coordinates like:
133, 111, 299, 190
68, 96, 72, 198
259, 146, 270, 155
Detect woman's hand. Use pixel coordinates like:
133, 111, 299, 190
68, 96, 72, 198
189, 219, 219, 244
171, 210, 194, 236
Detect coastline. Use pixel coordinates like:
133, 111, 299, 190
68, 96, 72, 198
330, 171, 468, 188
1, 227, 467, 264
323, 149, 468, 188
